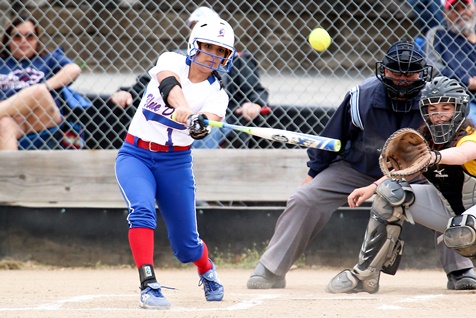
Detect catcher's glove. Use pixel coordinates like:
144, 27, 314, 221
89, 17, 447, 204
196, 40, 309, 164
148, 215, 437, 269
379, 128, 432, 179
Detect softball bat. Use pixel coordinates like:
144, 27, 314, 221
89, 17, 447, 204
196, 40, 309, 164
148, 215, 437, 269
204, 119, 341, 152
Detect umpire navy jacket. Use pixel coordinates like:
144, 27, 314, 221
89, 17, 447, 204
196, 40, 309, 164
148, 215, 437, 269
307, 77, 424, 179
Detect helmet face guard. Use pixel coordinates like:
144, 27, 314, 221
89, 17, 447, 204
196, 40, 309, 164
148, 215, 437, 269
419, 76, 470, 144
187, 18, 236, 73
188, 39, 235, 73
376, 40, 432, 112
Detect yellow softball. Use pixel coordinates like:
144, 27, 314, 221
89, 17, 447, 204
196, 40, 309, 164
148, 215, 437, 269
308, 28, 332, 52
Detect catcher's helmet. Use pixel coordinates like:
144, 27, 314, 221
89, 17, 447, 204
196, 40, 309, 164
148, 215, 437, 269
187, 17, 236, 73
376, 40, 432, 112
419, 76, 470, 144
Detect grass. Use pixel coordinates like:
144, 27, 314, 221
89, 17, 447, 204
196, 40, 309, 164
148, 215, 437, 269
0, 258, 56, 270
0, 242, 310, 270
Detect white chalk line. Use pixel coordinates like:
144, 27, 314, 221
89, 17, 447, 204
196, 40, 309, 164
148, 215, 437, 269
290, 297, 381, 301
377, 294, 445, 310
397, 294, 444, 303
0, 293, 279, 312
0, 292, 446, 312
286, 293, 444, 312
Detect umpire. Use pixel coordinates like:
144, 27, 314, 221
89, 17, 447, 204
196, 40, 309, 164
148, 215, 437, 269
247, 39, 476, 291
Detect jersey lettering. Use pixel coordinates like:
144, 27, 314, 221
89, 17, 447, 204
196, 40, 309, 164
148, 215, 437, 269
142, 108, 186, 130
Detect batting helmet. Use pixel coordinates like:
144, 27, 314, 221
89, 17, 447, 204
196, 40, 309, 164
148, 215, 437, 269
186, 7, 219, 29
187, 17, 236, 73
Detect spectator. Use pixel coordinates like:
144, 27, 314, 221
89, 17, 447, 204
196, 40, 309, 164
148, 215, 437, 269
0, 14, 83, 150
110, 6, 270, 149
246, 40, 471, 291
407, 0, 445, 35
327, 76, 476, 293
425, 0, 476, 122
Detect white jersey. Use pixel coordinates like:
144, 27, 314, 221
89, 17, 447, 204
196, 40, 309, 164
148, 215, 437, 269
128, 52, 228, 146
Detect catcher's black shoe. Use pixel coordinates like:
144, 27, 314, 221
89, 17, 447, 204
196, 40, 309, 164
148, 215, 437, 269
447, 268, 476, 290
247, 263, 286, 289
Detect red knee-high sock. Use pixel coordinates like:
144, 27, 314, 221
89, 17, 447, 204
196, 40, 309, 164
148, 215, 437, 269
193, 241, 213, 275
128, 228, 155, 269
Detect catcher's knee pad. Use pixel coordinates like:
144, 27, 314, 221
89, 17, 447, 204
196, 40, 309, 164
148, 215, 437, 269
355, 179, 410, 275
356, 217, 404, 277
444, 212, 476, 258
374, 179, 414, 223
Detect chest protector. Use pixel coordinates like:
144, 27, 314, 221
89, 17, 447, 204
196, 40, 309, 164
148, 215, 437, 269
424, 164, 476, 215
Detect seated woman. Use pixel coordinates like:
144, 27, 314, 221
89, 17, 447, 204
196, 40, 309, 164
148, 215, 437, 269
0, 14, 82, 150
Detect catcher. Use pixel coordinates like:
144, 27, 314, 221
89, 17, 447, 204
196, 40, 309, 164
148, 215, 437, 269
327, 76, 476, 293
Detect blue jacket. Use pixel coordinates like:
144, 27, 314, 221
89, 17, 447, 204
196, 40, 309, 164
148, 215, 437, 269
307, 77, 424, 179
429, 27, 476, 103
0, 47, 74, 107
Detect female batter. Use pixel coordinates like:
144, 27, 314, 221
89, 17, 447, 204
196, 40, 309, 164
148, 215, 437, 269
115, 17, 235, 309
328, 76, 476, 293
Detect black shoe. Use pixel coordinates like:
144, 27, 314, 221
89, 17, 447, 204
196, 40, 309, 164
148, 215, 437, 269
447, 268, 476, 290
247, 263, 286, 289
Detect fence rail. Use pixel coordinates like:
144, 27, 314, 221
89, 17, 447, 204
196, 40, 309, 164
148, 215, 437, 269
0, 149, 308, 207
0, 1, 434, 150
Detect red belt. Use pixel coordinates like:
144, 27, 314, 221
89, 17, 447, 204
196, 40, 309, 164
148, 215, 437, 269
125, 133, 190, 152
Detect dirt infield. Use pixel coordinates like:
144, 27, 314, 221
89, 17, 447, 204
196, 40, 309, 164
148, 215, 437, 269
1, 267, 475, 318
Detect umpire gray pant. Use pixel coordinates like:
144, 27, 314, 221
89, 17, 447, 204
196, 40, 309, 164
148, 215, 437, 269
259, 160, 472, 277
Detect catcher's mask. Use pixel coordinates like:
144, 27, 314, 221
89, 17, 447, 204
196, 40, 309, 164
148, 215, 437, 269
187, 17, 236, 73
376, 40, 432, 112
419, 76, 469, 144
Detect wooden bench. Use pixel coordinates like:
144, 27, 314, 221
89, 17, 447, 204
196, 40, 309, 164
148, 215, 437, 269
0, 149, 310, 208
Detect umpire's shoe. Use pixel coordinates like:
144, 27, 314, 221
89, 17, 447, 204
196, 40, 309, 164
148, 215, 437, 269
199, 261, 224, 301
447, 268, 476, 290
139, 282, 171, 309
326, 269, 380, 294
247, 262, 286, 289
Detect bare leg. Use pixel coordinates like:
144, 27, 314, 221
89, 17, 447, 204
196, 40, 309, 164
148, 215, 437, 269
0, 84, 62, 150
0, 117, 21, 150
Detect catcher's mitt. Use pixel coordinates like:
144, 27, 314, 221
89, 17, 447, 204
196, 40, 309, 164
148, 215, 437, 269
379, 128, 432, 179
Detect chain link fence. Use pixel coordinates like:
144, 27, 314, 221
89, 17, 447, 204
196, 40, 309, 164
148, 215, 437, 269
1, 0, 434, 150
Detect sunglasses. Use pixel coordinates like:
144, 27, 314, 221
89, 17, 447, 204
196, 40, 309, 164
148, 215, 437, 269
10, 32, 37, 42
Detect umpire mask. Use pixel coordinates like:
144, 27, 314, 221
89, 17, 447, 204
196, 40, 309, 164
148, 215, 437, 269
376, 40, 432, 112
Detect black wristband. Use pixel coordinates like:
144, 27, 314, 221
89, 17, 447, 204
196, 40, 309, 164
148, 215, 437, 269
431, 150, 442, 166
